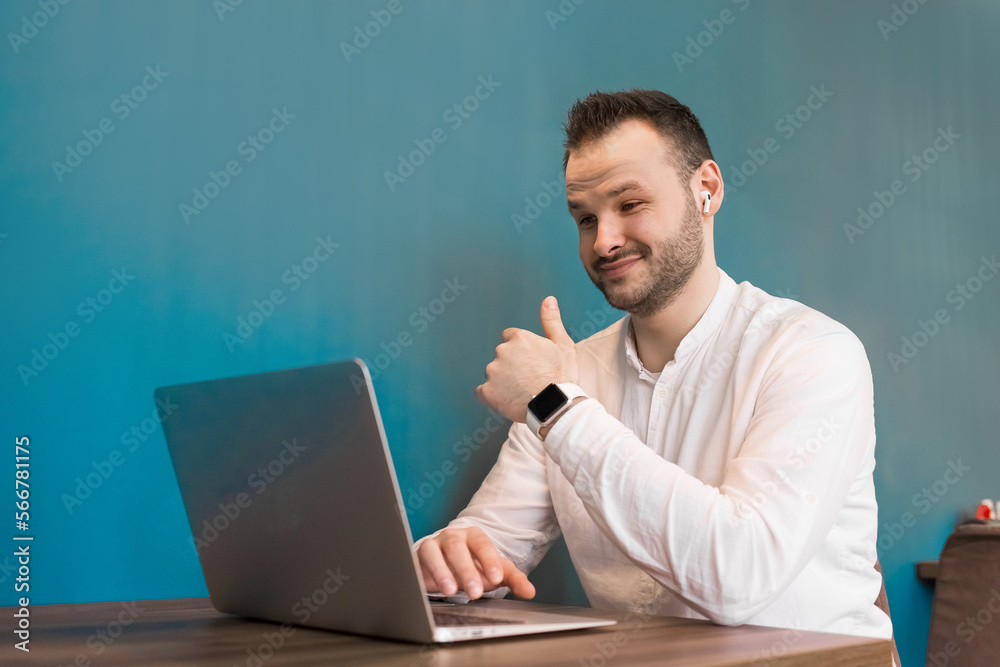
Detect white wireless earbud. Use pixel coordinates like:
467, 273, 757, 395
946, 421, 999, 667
701, 191, 712, 214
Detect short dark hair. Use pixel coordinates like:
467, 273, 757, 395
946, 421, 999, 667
562, 89, 714, 179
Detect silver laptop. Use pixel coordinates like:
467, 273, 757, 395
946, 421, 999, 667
156, 359, 615, 642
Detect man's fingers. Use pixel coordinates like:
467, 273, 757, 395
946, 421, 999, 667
417, 539, 457, 596
474, 382, 489, 406
540, 296, 574, 347
466, 529, 505, 586
501, 559, 536, 599
440, 533, 489, 599
417, 529, 534, 600
420, 561, 441, 593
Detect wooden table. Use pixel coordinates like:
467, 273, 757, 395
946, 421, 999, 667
4, 597, 891, 666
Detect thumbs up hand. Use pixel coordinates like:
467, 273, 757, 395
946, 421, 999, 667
475, 296, 580, 423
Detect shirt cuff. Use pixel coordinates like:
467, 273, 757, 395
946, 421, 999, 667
541, 394, 603, 478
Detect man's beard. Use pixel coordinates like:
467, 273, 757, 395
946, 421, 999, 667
587, 193, 704, 318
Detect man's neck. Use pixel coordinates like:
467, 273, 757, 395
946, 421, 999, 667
630, 262, 721, 373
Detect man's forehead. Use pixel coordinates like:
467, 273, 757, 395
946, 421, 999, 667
565, 121, 676, 190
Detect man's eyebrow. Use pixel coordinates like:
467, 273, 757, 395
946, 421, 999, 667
567, 180, 645, 211
605, 180, 645, 199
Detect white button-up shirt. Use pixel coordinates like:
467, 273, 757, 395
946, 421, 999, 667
429, 268, 893, 640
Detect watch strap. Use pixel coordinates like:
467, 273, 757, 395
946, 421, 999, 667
527, 383, 588, 438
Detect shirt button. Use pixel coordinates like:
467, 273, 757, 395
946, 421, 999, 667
806, 493, 817, 504
656, 388, 667, 399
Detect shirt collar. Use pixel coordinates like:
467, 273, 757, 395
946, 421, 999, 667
623, 267, 738, 375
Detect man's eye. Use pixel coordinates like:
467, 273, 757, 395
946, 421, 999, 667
622, 202, 638, 211
578, 216, 596, 227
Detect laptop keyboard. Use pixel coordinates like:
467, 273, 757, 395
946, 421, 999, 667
432, 610, 525, 627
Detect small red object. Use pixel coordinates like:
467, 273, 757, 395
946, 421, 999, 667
975, 499, 994, 520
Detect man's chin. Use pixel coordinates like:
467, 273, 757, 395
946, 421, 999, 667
588, 268, 651, 312
597, 284, 646, 314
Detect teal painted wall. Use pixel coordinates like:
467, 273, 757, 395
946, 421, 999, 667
2, 2, 998, 664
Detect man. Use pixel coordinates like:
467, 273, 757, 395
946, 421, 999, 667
416, 90, 894, 646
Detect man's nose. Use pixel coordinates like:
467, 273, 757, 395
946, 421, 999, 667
593, 216, 626, 257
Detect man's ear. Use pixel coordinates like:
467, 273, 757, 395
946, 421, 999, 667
693, 159, 724, 214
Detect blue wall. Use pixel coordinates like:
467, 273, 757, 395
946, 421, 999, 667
2, 2, 998, 664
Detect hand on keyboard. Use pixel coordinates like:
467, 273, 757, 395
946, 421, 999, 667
416, 527, 535, 601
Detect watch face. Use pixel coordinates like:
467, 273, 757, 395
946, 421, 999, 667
528, 384, 568, 422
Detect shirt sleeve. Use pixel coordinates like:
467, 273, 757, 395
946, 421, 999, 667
544, 323, 876, 625
414, 420, 562, 576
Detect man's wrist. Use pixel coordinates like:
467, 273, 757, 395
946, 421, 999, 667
526, 383, 588, 439
537, 396, 587, 441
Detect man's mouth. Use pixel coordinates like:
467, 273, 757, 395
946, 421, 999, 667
598, 255, 642, 279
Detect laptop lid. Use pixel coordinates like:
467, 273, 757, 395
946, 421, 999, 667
157, 359, 438, 642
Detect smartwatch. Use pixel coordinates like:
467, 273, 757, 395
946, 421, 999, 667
526, 383, 588, 438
